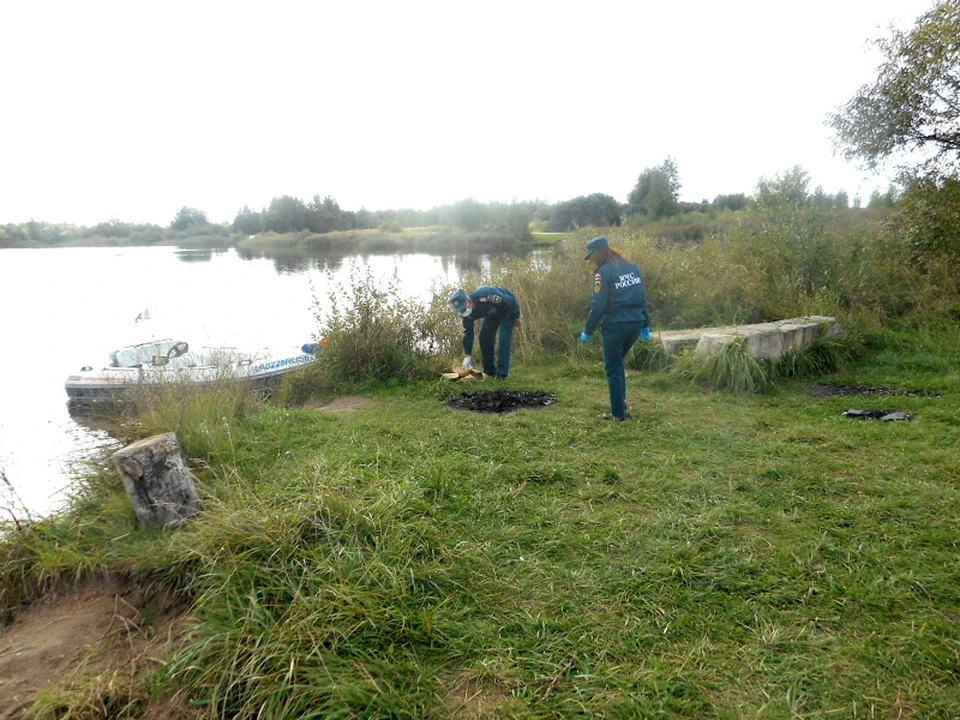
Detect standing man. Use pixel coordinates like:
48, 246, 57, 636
580, 236, 651, 420
449, 286, 522, 379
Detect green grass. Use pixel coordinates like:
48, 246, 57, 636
4, 324, 959, 718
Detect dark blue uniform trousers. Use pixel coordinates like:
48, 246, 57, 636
601, 322, 640, 419
478, 315, 516, 377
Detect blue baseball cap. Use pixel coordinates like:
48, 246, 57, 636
449, 289, 468, 315
584, 235, 609, 259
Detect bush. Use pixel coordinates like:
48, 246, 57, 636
306, 271, 448, 392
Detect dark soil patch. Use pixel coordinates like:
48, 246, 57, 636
447, 390, 557, 414
808, 383, 942, 399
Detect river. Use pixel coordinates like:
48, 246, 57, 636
0, 245, 481, 518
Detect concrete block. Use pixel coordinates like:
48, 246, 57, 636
778, 322, 818, 353
695, 332, 739, 356
660, 331, 703, 355
667, 316, 840, 360
744, 327, 784, 360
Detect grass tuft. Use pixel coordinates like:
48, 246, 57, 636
671, 337, 773, 393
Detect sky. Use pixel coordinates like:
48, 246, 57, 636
0, 0, 937, 227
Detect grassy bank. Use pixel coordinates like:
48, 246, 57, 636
2, 208, 959, 717
3, 321, 959, 718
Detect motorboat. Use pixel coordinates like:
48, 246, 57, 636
64, 338, 321, 400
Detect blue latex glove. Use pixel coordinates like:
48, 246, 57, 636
640, 327, 652, 341
580, 331, 590, 343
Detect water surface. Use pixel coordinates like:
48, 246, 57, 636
0, 246, 464, 517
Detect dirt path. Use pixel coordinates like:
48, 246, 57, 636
302, 394, 379, 413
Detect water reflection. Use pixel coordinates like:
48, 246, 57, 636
175, 248, 224, 263
234, 238, 535, 276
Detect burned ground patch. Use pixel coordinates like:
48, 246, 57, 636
446, 390, 557, 414
808, 383, 942, 399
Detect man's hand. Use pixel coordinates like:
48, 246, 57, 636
580, 332, 590, 343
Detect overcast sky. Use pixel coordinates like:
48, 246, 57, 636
0, 0, 936, 227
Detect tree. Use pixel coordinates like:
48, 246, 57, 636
171, 207, 208, 231
547, 194, 621, 232
354, 208, 376, 230
451, 198, 488, 232
889, 175, 960, 261
754, 166, 811, 209
484, 202, 533, 243
713, 193, 748, 212
306, 195, 346, 234
233, 206, 263, 235
627, 158, 681, 220
828, 0, 960, 176
867, 186, 899, 208
262, 196, 308, 234
810, 185, 833, 211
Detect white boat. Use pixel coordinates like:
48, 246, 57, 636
64, 338, 320, 400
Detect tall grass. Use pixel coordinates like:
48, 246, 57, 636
293, 207, 959, 396
667, 331, 855, 394
269, 208, 956, 398
452, 240, 591, 360
671, 336, 771, 393
496, 209, 955, 353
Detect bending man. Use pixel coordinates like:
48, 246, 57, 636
449, 286, 521, 379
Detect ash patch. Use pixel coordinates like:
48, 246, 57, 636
809, 384, 942, 399
447, 390, 557, 414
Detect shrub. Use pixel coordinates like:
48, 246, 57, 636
307, 270, 447, 391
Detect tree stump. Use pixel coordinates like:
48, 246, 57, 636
112, 432, 202, 529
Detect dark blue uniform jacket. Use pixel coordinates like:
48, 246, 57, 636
461, 286, 521, 355
584, 259, 649, 335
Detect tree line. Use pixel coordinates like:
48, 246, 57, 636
0, 169, 892, 250
3, 0, 957, 253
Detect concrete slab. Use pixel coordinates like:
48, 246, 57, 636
654, 316, 840, 360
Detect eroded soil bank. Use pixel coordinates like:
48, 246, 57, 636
0, 572, 192, 719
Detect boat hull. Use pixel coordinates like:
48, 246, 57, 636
65, 349, 316, 400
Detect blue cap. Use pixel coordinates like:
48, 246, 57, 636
584, 236, 609, 259
449, 289, 468, 314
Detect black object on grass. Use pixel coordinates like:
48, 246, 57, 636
447, 390, 557, 414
